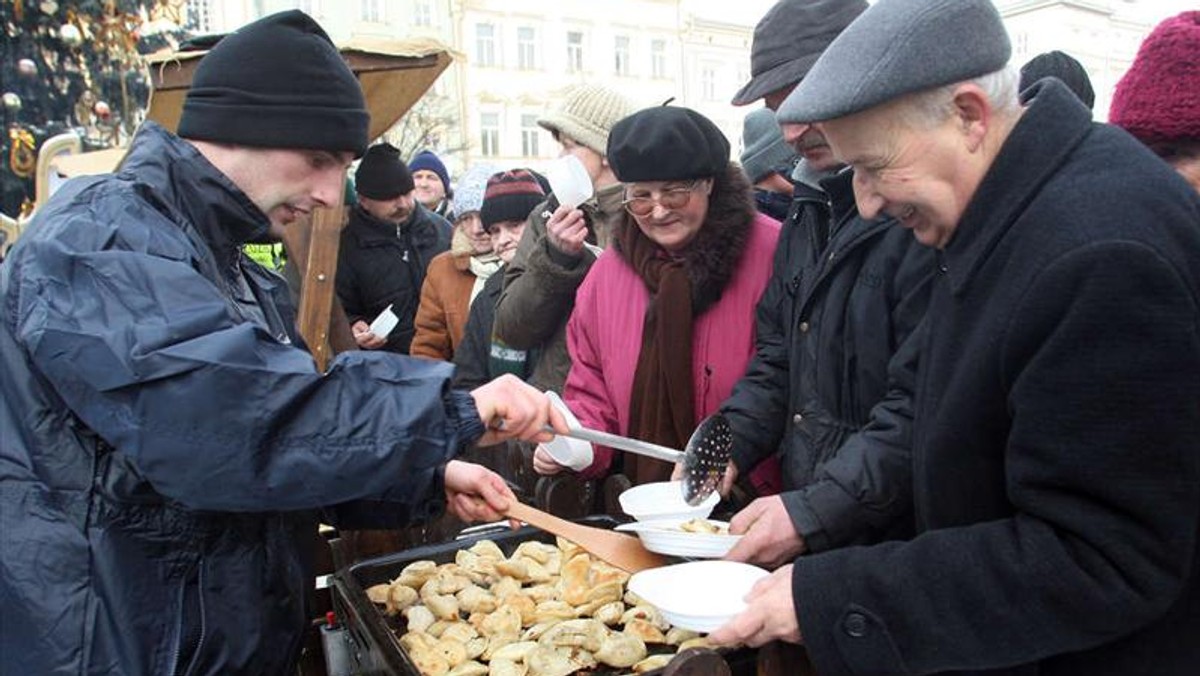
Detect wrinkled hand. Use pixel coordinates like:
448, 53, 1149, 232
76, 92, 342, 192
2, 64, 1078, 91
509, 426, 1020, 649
724, 495, 806, 568
471, 375, 567, 446
671, 459, 739, 499
709, 564, 803, 647
532, 444, 568, 476
443, 460, 515, 523
351, 320, 387, 350
545, 205, 588, 257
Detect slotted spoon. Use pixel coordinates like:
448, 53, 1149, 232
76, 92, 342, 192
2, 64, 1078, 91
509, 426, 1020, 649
544, 392, 733, 506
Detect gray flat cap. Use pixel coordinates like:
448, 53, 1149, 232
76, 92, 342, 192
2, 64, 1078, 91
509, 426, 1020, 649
732, 0, 868, 106
777, 0, 1012, 123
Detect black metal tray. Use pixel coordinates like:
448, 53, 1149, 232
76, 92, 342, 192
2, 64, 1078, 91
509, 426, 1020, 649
330, 516, 755, 676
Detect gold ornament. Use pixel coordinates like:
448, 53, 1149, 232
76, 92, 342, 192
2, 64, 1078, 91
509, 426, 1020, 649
9, 128, 37, 179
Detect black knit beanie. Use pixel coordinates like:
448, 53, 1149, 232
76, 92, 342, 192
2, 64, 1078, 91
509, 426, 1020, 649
608, 106, 730, 182
178, 10, 369, 157
1019, 50, 1095, 111
481, 169, 546, 229
354, 143, 414, 200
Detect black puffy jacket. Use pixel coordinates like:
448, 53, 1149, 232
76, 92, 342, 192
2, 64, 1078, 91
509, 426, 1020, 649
722, 169, 933, 552
335, 203, 451, 353
0, 123, 480, 675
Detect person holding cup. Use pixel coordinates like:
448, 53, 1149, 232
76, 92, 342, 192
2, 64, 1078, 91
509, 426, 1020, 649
492, 84, 636, 397
531, 106, 782, 493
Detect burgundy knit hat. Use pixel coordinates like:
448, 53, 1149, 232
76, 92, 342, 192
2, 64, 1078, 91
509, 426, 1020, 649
1109, 11, 1200, 146
480, 169, 546, 229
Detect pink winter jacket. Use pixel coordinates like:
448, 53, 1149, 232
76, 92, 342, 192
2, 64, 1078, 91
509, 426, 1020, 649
563, 213, 781, 483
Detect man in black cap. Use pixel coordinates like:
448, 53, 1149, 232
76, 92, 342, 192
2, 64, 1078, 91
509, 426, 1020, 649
712, 0, 933, 569
336, 142, 452, 354
714, 0, 1200, 674
0, 10, 563, 675
1019, 49, 1096, 111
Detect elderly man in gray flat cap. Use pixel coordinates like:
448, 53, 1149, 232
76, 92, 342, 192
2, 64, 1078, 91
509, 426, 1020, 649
711, 0, 1200, 674
710, 0, 933, 569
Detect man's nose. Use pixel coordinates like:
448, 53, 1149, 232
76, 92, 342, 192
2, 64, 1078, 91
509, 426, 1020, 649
312, 171, 344, 207
781, 123, 810, 150
852, 171, 884, 220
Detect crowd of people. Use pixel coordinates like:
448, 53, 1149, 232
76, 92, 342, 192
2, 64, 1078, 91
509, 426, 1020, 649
2, 0, 1198, 674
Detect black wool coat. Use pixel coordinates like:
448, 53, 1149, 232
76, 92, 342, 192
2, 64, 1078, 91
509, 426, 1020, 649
335, 203, 451, 353
793, 81, 1200, 676
723, 169, 933, 551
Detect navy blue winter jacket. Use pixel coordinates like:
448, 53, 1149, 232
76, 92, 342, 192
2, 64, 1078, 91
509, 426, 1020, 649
0, 122, 482, 675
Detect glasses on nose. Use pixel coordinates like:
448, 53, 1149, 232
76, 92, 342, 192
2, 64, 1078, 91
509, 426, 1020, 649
621, 181, 700, 217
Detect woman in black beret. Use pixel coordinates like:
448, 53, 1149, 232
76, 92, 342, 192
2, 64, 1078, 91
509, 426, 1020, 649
532, 106, 784, 499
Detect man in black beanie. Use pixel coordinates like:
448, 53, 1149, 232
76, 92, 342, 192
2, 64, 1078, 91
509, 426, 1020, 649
1019, 50, 1096, 111
336, 142, 452, 354
0, 10, 565, 675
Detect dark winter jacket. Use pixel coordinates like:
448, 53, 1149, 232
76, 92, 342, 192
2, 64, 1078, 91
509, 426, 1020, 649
335, 202, 451, 353
493, 182, 625, 393
723, 169, 933, 552
793, 81, 1200, 676
453, 270, 530, 390
0, 122, 483, 676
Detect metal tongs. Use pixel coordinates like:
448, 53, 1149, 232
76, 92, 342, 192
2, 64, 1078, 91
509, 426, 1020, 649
545, 392, 733, 506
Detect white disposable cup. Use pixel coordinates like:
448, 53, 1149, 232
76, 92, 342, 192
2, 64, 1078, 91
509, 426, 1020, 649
368, 304, 400, 338
546, 155, 594, 209
542, 391, 594, 471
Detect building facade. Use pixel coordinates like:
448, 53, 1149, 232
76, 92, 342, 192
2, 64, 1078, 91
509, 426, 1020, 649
186, 0, 1183, 180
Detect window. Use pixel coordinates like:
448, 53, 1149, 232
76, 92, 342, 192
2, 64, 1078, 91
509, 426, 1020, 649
518, 27, 536, 70
650, 39, 666, 79
480, 112, 500, 157
186, 0, 214, 33
566, 31, 583, 73
359, 0, 383, 23
701, 64, 717, 101
521, 114, 540, 157
1013, 31, 1030, 59
476, 24, 497, 67
414, 0, 433, 27
614, 35, 630, 76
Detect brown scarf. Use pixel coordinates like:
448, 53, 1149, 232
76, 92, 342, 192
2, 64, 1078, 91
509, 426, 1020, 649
619, 223, 697, 485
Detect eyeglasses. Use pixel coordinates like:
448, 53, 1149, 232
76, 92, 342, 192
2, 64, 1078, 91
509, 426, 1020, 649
621, 181, 701, 217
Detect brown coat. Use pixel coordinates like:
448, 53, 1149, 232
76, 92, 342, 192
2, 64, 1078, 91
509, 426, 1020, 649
410, 232, 482, 361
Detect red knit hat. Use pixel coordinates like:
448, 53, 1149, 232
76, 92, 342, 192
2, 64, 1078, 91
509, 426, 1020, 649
1109, 11, 1200, 146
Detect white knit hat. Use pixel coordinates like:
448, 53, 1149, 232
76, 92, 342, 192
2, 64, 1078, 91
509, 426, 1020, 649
537, 84, 637, 156
453, 163, 499, 217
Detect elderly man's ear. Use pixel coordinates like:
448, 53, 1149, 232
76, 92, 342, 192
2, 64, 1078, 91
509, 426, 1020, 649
952, 85, 993, 153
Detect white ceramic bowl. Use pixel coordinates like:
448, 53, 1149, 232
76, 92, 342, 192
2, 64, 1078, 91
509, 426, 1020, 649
618, 481, 719, 522
614, 519, 741, 558
627, 560, 768, 633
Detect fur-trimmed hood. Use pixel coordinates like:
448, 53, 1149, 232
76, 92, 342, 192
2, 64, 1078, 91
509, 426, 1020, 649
612, 163, 757, 314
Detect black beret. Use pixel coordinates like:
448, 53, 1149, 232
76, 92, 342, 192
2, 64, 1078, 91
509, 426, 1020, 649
607, 107, 731, 183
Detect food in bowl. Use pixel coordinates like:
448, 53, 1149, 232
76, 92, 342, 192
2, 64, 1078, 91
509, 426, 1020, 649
677, 518, 728, 535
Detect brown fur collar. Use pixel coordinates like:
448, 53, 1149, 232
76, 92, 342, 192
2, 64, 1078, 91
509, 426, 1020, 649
612, 164, 756, 315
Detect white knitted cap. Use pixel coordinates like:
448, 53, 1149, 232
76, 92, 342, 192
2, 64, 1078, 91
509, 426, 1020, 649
537, 84, 637, 156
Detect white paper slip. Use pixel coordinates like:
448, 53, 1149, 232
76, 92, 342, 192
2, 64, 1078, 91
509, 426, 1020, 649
368, 304, 400, 338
